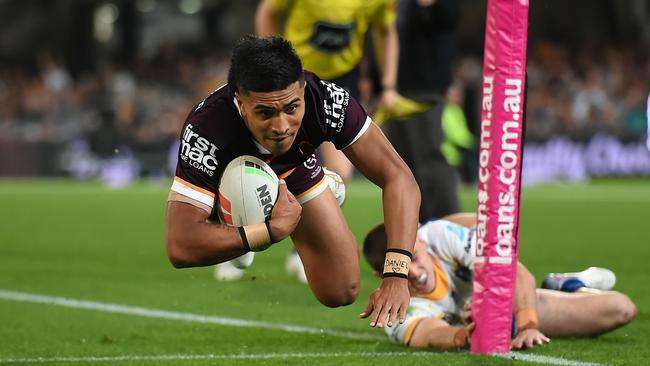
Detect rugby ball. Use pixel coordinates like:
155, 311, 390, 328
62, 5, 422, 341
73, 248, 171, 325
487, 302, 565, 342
217, 155, 279, 226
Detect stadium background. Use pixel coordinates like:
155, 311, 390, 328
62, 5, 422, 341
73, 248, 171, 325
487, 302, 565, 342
0, 1, 649, 365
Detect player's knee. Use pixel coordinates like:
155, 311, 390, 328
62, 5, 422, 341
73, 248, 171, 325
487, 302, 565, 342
612, 293, 637, 326
316, 281, 360, 308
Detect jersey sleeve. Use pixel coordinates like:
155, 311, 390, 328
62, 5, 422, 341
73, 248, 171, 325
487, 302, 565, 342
418, 220, 477, 269
373, 0, 397, 29
171, 120, 222, 209
318, 78, 372, 149
270, 0, 294, 13
384, 297, 446, 345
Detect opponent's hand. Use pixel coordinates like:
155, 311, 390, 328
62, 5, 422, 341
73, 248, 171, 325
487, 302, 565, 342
268, 180, 301, 241
511, 328, 550, 350
454, 322, 476, 348
359, 277, 409, 328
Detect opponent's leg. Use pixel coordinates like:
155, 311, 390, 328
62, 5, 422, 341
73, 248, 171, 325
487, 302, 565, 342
291, 187, 360, 307
536, 288, 636, 337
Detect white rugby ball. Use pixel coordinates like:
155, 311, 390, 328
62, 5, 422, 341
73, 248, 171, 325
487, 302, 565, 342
217, 155, 279, 226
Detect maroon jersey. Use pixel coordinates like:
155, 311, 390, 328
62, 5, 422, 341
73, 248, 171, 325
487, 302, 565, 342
170, 71, 371, 210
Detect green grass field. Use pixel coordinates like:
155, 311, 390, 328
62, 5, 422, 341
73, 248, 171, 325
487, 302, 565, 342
0, 178, 648, 366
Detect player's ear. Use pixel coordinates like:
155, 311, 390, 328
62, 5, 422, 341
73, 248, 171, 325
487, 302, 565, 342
234, 92, 246, 117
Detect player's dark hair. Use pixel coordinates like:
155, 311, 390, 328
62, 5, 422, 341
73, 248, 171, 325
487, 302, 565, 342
228, 35, 304, 94
363, 223, 388, 274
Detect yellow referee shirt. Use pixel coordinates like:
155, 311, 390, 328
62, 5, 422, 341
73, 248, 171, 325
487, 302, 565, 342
273, 0, 396, 80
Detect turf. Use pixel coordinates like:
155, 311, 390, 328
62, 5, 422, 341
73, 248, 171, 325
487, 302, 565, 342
0, 178, 648, 365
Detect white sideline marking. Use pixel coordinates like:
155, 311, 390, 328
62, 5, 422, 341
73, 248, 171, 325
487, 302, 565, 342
0, 290, 382, 342
0, 290, 606, 366
496, 352, 606, 366
0, 352, 606, 366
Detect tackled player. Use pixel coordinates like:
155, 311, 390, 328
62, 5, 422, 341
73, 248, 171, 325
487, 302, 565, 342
363, 213, 636, 349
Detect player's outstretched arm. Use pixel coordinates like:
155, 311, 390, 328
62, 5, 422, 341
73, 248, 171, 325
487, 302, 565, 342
345, 123, 420, 327
408, 318, 475, 349
165, 181, 300, 267
511, 261, 550, 349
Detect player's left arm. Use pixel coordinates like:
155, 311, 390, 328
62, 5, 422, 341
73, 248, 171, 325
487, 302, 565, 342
511, 262, 550, 349
345, 123, 420, 328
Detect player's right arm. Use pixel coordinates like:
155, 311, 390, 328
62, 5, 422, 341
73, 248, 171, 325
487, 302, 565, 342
408, 318, 474, 349
166, 201, 246, 267
166, 180, 299, 268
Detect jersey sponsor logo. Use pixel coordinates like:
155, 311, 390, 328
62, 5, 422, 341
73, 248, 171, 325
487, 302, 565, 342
320, 80, 349, 133
256, 184, 273, 219
310, 21, 354, 54
180, 124, 219, 176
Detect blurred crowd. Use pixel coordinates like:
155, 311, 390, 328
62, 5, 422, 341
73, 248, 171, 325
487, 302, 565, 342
0, 44, 230, 179
0, 41, 648, 179
525, 43, 649, 139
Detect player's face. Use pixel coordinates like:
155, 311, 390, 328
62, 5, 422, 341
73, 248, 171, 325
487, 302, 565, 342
407, 239, 436, 295
236, 81, 306, 156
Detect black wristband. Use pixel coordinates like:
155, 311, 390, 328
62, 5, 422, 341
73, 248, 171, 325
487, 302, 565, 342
385, 248, 413, 259
265, 219, 276, 243
238, 226, 251, 252
383, 272, 408, 279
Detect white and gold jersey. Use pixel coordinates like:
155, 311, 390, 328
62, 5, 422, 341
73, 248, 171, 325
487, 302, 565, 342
385, 219, 477, 344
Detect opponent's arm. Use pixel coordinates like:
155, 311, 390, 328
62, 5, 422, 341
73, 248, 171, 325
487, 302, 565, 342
165, 181, 300, 267
511, 262, 550, 349
255, 0, 283, 36
408, 318, 474, 349
345, 123, 420, 327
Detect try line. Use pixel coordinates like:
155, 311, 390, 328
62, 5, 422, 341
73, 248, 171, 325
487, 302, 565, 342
0, 289, 605, 366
